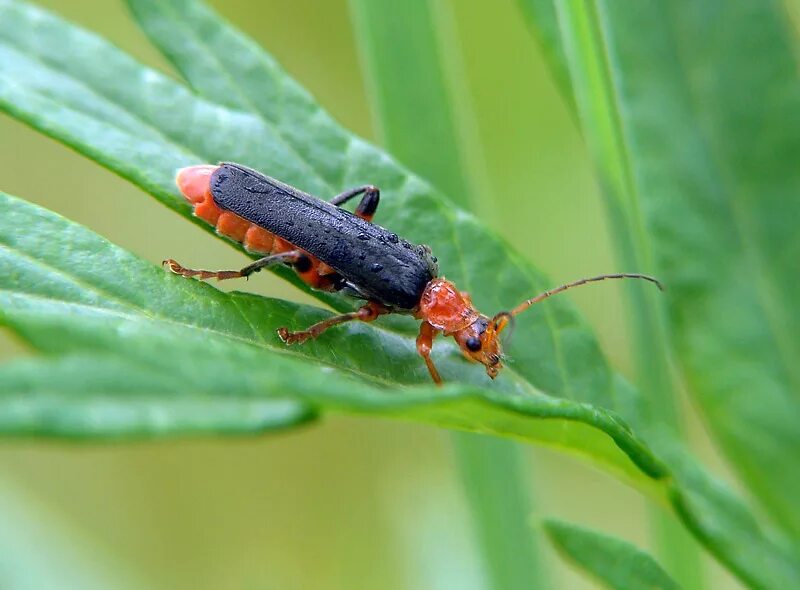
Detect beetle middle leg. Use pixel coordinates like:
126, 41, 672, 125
329, 185, 380, 222
277, 301, 386, 345
163, 250, 301, 281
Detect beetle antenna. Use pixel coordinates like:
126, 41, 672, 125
510, 273, 663, 317
490, 311, 516, 344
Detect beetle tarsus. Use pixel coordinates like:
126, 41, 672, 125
162, 258, 243, 281
277, 327, 312, 345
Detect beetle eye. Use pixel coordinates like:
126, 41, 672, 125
465, 336, 482, 352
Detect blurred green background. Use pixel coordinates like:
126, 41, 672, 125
0, 1, 741, 588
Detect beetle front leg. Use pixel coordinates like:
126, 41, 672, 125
329, 185, 380, 222
277, 301, 386, 344
163, 250, 300, 281
416, 321, 442, 385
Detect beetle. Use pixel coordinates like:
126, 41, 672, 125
166, 162, 662, 384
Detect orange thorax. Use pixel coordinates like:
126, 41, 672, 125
417, 278, 480, 334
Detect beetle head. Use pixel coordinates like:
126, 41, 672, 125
452, 312, 513, 379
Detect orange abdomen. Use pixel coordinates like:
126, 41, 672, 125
177, 165, 276, 255
176, 165, 338, 290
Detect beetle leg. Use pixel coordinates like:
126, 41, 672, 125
163, 250, 300, 281
416, 321, 443, 385
277, 301, 386, 345
329, 185, 380, 222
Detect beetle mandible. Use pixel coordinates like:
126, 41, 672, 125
165, 163, 661, 384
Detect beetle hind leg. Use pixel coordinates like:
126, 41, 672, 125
163, 251, 300, 281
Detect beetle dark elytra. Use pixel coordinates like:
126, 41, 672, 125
166, 163, 662, 384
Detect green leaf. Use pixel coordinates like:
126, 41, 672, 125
544, 519, 680, 590
520, 0, 800, 563
0, 2, 797, 588
0, 191, 662, 471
